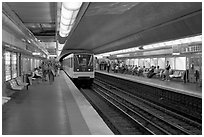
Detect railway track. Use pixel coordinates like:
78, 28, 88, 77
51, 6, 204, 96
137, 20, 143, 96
92, 79, 201, 135
81, 88, 155, 135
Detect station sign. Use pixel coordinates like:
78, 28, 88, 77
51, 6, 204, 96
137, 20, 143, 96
180, 43, 202, 54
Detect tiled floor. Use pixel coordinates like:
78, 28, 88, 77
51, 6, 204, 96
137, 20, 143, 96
3, 74, 74, 135
2, 72, 113, 135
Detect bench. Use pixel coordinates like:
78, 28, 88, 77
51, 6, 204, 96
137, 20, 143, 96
15, 76, 29, 90
2, 96, 11, 105
8, 79, 25, 91
170, 71, 182, 78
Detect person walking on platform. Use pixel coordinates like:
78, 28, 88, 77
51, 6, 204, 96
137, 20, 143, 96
165, 61, 171, 81
41, 61, 48, 81
48, 62, 55, 84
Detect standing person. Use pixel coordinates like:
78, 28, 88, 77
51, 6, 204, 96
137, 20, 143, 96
42, 61, 48, 81
165, 61, 171, 81
56, 62, 61, 76
107, 60, 110, 73
48, 62, 55, 84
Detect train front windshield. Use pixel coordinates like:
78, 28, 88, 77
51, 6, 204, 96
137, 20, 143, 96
74, 54, 93, 71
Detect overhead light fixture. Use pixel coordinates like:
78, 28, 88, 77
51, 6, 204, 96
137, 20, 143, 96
63, 2, 82, 10
21, 38, 26, 42
32, 52, 41, 55
27, 40, 31, 44
58, 43, 64, 50
59, 2, 82, 38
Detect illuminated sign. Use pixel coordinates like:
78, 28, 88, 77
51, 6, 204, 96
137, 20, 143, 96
181, 43, 202, 53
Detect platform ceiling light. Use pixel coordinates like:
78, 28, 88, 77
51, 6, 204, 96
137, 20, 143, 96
27, 40, 31, 44
59, 2, 82, 37
152, 44, 160, 48
172, 39, 181, 45
164, 41, 174, 46
58, 43, 64, 51
191, 35, 202, 42
32, 52, 41, 56
143, 44, 153, 49
96, 35, 202, 57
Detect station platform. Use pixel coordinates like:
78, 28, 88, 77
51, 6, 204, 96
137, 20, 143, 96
2, 71, 114, 135
96, 70, 202, 99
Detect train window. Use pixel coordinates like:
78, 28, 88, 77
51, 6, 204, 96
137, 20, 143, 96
4, 51, 11, 81
81, 58, 87, 66
11, 53, 17, 78
75, 54, 93, 66
88, 55, 93, 66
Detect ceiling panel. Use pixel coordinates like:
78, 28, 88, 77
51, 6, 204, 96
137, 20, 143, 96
6, 2, 57, 55
61, 2, 201, 56
4, 2, 202, 57
6, 2, 56, 38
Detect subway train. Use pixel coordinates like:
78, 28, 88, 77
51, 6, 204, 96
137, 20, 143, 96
62, 52, 94, 87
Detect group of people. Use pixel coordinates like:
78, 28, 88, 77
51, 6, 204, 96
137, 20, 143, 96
31, 60, 61, 84
98, 59, 172, 81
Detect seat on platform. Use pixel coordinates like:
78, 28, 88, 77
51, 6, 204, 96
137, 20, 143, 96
8, 79, 24, 91
170, 70, 183, 78
15, 77, 29, 90
2, 96, 11, 105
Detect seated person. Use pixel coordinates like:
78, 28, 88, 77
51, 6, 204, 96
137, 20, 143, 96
157, 69, 165, 80
132, 65, 138, 75
137, 66, 142, 76
114, 65, 119, 73
154, 66, 160, 74
33, 68, 42, 79
147, 66, 155, 78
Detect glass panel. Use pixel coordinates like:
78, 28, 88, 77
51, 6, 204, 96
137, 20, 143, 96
175, 57, 186, 70
30, 58, 34, 70
75, 54, 93, 66
144, 58, 151, 68
134, 59, 138, 66
5, 51, 11, 81
125, 59, 130, 65
11, 53, 17, 78
130, 59, 134, 66
138, 58, 144, 67
166, 57, 175, 70
158, 58, 165, 69
150, 58, 158, 67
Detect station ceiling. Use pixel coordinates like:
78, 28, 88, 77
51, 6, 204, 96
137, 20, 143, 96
4, 2, 202, 58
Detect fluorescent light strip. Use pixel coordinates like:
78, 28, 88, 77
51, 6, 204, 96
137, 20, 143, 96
97, 35, 201, 57
59, 2, 82, 38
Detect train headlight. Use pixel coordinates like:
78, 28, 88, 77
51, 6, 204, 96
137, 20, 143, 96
88, 69, 91, 71
77, 69, 79, 71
